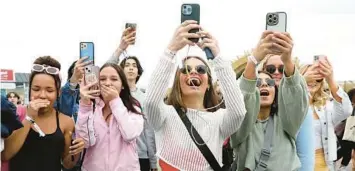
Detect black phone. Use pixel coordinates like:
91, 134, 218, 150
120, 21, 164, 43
181, 3, 200, 43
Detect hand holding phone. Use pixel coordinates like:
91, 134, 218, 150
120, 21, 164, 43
181, 4, 200, 43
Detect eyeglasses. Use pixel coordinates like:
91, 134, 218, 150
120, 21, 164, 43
180, 65, 208, 75
32, 64, 60, 75
265, 65, 284, 74
256, 78, 275, 87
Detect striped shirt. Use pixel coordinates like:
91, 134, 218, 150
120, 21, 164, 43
144, 52, 246, 171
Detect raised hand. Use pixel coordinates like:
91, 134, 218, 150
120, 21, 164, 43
197, 28, 220, 57
167, 20, 201, 52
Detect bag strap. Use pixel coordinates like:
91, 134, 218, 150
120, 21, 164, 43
176, 107, 222, 171
254, 116, 274, 171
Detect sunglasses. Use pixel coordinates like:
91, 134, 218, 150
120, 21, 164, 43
265, 65, 284, 74
180, 65, 208, 75
32, 64, 60, 75
256, 78, 276, 87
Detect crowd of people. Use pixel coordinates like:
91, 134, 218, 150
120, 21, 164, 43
1, 19, 355, 171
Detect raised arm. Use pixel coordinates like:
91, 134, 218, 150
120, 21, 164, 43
318, 57, 353, 125
107, 27, 136, 64
144, 20, 201, 131
274, 32, 308, 139
278, 69, 309, 139
230, 31, 274, 146
196, 29, 246, 138
110, 97, 144, 142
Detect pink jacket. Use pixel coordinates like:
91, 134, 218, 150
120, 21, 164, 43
76, 97, 144, 171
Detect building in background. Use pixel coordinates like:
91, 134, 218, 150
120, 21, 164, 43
1, 69, 30, 104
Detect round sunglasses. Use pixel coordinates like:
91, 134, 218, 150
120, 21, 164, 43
265, 65, 284, 74
256, 78, 276, 87
32, 64, 60, 75
180, 65, 208, 75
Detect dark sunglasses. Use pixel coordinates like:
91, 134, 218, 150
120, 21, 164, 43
256, 78, 276, 87
180, 65, 208, 75
265, 65, 284, 74
32, 64, 60, 75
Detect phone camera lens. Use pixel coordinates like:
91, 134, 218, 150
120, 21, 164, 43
268, 14, 273, 18
273, 17, 277, 20
183, 5, 187, 9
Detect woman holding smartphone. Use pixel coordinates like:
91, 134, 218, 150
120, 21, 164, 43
76, 63, 144, 171
300, 60, 352, 171
144, 20, 246, 171
230, 30, 309, 171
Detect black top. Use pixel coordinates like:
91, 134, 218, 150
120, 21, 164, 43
10, 111, 65, 171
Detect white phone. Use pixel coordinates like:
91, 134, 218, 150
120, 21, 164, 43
265, 12, 287, 32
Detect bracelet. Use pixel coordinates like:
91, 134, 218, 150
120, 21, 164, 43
164, 48, 177, 59
69, 82, 78, 89
26, 115, 46, 137
248, 55, 260, 66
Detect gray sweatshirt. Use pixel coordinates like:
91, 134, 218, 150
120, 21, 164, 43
132, 87, 157, 169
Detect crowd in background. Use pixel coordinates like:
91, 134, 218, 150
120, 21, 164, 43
1, 18, 355, 171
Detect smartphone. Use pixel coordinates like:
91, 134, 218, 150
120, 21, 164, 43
125, 23, 137, 44
265, 12, 287, 32
125, 23, 137, 31
314, 55, 326, 63
84, 65, 100, 93
181, 3, 200, 43
80, 42, 95, 64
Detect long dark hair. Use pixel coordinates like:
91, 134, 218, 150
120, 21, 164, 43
258, 71, 278, 115
166, 56, 220, 113
100, 63, 142, 115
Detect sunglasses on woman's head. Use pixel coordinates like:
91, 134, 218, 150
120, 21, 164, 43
256, 78, 275, 87
265, 65, 284, 74
180, 65, 208, 75
32, 64, 60, 75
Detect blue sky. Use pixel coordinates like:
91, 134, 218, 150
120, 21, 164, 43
0, 0, 354, 88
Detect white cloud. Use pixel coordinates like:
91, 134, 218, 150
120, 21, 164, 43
0, 0, 354, 88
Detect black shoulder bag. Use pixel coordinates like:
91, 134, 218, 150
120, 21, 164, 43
176, 107, 231, 171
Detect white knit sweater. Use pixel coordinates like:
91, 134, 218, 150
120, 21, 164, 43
144, 52, 246, 171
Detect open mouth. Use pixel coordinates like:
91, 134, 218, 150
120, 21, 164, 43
186, 77, 201, 87
260, 89, 270, 96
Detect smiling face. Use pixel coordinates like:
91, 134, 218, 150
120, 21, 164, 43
264, 55, 284, 86
257, 73, 276, 107
179, 57, 209, 98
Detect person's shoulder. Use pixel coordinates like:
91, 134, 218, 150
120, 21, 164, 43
59, 113, 75, 129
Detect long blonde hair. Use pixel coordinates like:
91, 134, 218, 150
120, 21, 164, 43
299, 64, 329, 108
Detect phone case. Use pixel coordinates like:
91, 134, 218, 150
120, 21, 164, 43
181, 4, 200, 43
265, 12, 287, 32
125, 23, 137, 44
80, 42, 95, 64
84, 65, 100, 92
